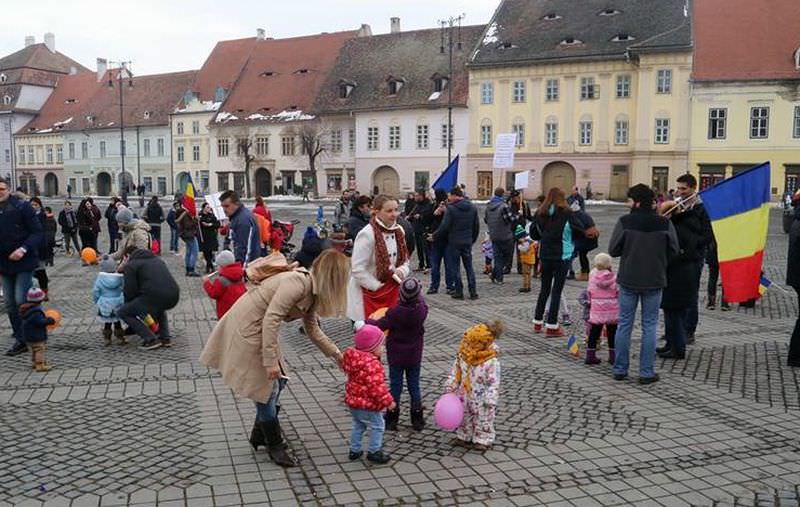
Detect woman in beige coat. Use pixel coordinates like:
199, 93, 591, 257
200, 250, 349, 467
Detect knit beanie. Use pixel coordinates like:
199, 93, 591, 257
399, 277, 421, 303
514, 224, 527, 240
215, 250, 235, 268
99, 255, 117, 273
27, 287, 45, 303
354, 324, 385, 353
116, 206, 134, 225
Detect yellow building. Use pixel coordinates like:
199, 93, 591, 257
465, 0, 692, 200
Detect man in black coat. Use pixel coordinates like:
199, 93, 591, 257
117, 246, 180, 350
431, 186, 480, 300
407, 191, 434, 271
786, 200, 800, 367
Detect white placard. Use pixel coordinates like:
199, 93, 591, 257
493, 133, 518, 169
205, 192, 227, 221
514, 171, 529, 190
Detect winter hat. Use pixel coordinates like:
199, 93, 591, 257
514, 224, 527, 240
26, 287, 45, 303
116, 206, 134, 225
100, 255, 117, 273
215, 250, 235, 268
399, 277, 421, 303
354, 324, 385, 353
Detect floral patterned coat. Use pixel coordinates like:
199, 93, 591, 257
342, 348, 394, 412
447, 345, 501, 407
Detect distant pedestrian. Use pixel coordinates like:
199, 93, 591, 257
431, 186, 479, 301
58, 200, 80, 256
484, 187, 514, 285
176, 204, 201, 276
199, 203, 220, 273
426, 190, 455, 295
166, 201, 181, 255
143, 196, 165, 252
67, 183, 72, 200
105, 197, 121, 254
77, 198, 101, 253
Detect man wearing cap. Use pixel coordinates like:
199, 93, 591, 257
111, 207, 152, 261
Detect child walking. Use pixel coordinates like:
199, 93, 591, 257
447, 321, 502, 451
368, 278, 429, 431
20, 287, 55, 371
514, 225, 536, 293
342, 324, 395, 464
93, 255, 126, 345
585, 253, 619, 365
202, 250, 246, 319
480, 232, 493, 275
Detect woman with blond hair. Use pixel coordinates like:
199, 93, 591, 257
347, 194, 411, 322
200, 249, 350, 468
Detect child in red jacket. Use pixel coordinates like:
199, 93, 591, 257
342, 324, 395, 464
202, 250, 246, 319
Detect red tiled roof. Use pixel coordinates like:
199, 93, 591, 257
17, 72, 100, 134
0, 43, 89, 75
693, 0, 800, 82
213, 31, 357, 125
189, 37, 257, 103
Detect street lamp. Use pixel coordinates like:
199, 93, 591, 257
439, 14, 465, 166
107, 61, 133, 196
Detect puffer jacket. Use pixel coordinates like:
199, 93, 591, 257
587, 269, 619, 324
93, 272, 125, 320
202, 262, 246, 319
367, 298, 428, 368
342, 348, 394, 412
113, 220, 151, 260
123, 248, 180, 312
531, 206, 584, 261
20, 303, 54, 343
484, 196, 513, 242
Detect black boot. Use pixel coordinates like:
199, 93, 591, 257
259, 420, 296, 467
410, 404, 425, 431
384, 408, 399, 431
249, 422, 266, 451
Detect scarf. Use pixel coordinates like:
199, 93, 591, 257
370, 216, 408, 283
454, 323, 498, 394
64, 210, 75, 229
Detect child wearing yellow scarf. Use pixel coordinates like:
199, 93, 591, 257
447, 321, 503, 450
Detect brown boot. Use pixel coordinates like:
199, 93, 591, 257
114, 326, 126, 345
31, 343, 53, 372
103, 327, 112, 346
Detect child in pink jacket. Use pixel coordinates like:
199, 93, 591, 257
586, 253, 619, 365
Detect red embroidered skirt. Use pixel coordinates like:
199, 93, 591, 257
362, 280, 399, 318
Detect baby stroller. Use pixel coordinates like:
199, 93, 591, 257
271, 219, 300, 257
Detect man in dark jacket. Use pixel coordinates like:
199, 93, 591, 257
431, 186, 480, 300
426, 189, 455, 295
220, 190, 260, 265
0, 177, 44, 356
407, 191, 434, 272
117, 246, 180, 350
58, 200, 81, 256
567, 186, 586, 212
608, 184, 679, 384
507, 190, 532, 274
786, 202, 800, 367
347, 195, 372, 240
484, 187, 514, 284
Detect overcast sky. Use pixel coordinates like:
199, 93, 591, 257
0, 0, 496, 76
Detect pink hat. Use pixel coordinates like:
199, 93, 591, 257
354, 324, 385, 353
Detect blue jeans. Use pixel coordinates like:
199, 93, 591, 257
255, 378, 286, 422
169, 227, 179, 252
446, 244, 476, 295
663, 308, 689, 355
389, 365, 422, 406
429, 241, 454, 292
492, 240, 514, 283
2, 271, 34, 344
613, 286, 662, 379
350, 408, 385, 453
183, 237, 199, 273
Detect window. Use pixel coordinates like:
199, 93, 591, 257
367, 126, 379, 151
233, 173, 245, 195
143, 176, 153, 193
157, 138, 165, 156
217, 138, 229, 157
414, 171, 430, 192
32, 147, 38, 164
82, 177, 90, 195
176, 122, 184, 135
416, 124, 429, 149
750, 107, 769, 139
46, 145, 53, 164
4, 149, 9, 163
192, 121, 200, 135
256, 136, 269, 156
441, 123, 453, 149
18, 146, 25, 165
655, 118, 670, 144
217, 173, 229, 192
2, 95, 11, 105
388, 80, 401, 95
652, 167, 669, 193
2, 122, 8, 132
512, 80, 526, 103
579, 121, 593, 145
580, 77, 596, 100
545, 121, 558, 146
99, 141, 106, 158
281, 136, 295, 156
56, 145, 63, 163
480, 123, 492, 147
512, 123, 525, 147
81, 142, 88, 159
481, 82, 494, 104
433, 77, 448, 93
794, 106, 800, 138
348, 129, 355, 152
0, 73, 5, 83
177, 145, 184, 162
338, 84, 353, 99
615, 120, 629, 145
616, 75, 631, 98
192, 144, 200, 161
200, 171, 209, 192
143, 139, 151, 157
68, 178, 76, 193
330, 130, 342, 153
708, 108, 727, 140
68, 142, 75, 160
545, 79, 559, 101
656, 69, 672, 94
389, 125, 401, 150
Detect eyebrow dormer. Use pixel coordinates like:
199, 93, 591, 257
386, 76, 406, 96
338, 79, 356, 99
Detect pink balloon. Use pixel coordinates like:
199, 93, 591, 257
434, 393, 464, 431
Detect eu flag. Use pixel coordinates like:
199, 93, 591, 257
432, 155, 459, 191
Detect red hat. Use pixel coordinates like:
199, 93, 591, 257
354, 324, 385, 353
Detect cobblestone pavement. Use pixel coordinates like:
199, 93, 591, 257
2, 203, 800, 507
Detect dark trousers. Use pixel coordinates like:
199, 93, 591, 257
790, 289, 800, 366
79, 230, 98, 252
108, 229, 118, 254
117, 297, 170, 342
150, 225, 161, 246
63, 231, 80, 254
429, 241, 454, 292
202, 249, 215, 273
389, 365, 422, 407
414, 231, 430, 269
491, 240, 514, 283
33, 268, 48, 292
686, 260, 703, 336
446, 244, 476, 296
534, 259, 570, 325
588, 323, 617, 349
504, 245, 522, 273
707, 258, 729, 305
103, 322, 123, 331
664, 307, 689, 355
569, 250, 590, 276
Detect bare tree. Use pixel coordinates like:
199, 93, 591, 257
229, 126, 255, 198
292, 120, 330, 198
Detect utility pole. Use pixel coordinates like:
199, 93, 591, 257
439, 14, 465, 166
107, 61, 133, 194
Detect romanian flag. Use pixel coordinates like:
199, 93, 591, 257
700, 162, 770, 303
566, 335, 579, 357
182, 175, 196, 217
758, 275, 772, 296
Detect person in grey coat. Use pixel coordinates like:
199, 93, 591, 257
484, 187, 514, 284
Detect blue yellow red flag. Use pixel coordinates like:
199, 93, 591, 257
566, 335, 579, 356
182, 175, 196, 216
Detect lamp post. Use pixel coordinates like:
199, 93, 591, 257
107, 61, 133, 195
439, 14, 465, 166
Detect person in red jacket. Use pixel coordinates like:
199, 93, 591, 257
342, 324, 395, 464
202, 250, 246, 319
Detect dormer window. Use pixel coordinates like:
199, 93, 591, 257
143, 110, 151, 119
288, 105, 298, 110
338, 80, 356, 99
0, 73, 6, 83
260, 71, 276, 77
214, 86, 226, 103
611, 34, 635, 42
498, 42, 518, 50
560, 37, 583, 46
387, 77, 405, 96
431, 74, 449, 93
599, 8, 621, 16
183, 89, 194, 105
86, 115, 95, 123
542, 13, 561, 21
3, 95, 11, 105
295, 69, 310, 75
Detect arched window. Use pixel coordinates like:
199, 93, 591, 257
2, 95, 11, 105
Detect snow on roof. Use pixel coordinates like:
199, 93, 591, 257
174, 100, 222, 114
53, 117, 73, 127
215, 111, 239, 123
482, 22, 500, 46
428, 91, 441, 101
36, 128, 52, 133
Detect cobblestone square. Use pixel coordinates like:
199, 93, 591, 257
2, 202, 799, 506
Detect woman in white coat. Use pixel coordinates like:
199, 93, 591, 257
347, 195, 411, 322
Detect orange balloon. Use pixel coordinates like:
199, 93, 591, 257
45, 308, 61, 330
368, 307, 390, 337
81, 248, 98, 265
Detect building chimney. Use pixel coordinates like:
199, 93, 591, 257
24, 36, 35, 47
390, 17, 401, 34
44, 33, 55, 52
357, 24, 372, 37
96, 58, 107, 82
256, 28, 266, 41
